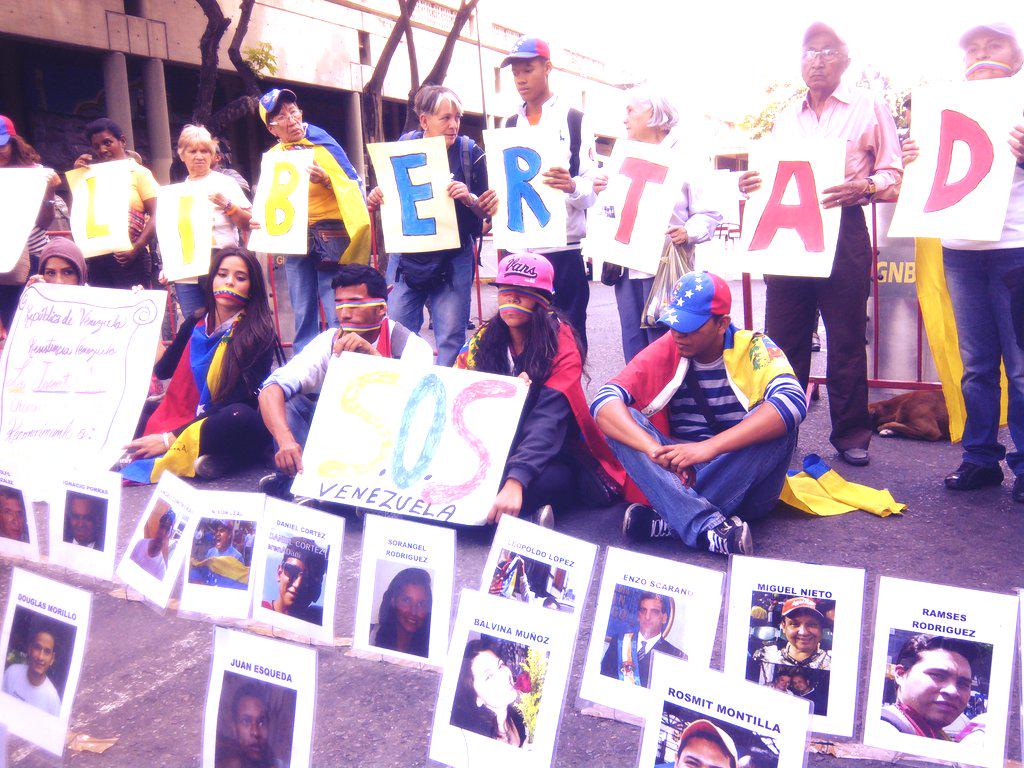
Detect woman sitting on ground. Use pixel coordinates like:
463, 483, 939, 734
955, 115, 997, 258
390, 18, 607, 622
455, 252, 624, 527
122, 247, 276, 482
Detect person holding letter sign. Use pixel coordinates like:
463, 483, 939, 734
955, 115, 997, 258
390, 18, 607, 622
455, 253, 625, 526
903, 24, 1024, 502
738, 23, 903, 467
258, 264, 432, 498
258, 88, 371, 352
502, 36, 599, 350
122, 248, 276, 483
592, 272, 805, 555
72, 118, 159, 289
368, 85, 498, 366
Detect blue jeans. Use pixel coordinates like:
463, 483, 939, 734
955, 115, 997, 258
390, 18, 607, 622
606, 408, 797, 548
943, 247, 1024, 476
614, 274, 668, 362
388, 243, 473, 366
284, 256, 338, 352
173, 282, 205, 319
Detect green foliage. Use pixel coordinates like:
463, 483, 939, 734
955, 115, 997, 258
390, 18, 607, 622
738, 80, 806, 139
243, 42, 278, 77
516, 647, 548, 743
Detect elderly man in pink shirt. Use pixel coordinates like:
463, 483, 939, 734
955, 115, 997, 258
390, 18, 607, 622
740, 22, 903, 467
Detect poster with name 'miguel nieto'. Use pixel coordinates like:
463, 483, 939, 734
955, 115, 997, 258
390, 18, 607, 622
292, 352, 528, 525
0, 283, 165, 471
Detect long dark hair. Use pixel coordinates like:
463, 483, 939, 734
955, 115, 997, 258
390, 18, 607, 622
1, 134, 41, 168
472, 299, 583, 383
373, 567, 432, 657
203, 248, 275, 402
450, 637, 524, 742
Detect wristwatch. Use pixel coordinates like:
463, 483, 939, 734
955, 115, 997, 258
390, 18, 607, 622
864, 177, 877, 198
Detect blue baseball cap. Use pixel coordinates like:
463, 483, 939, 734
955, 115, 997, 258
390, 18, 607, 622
0, 115, 16, 147
657, 271, 732, 333
258, 88, 298, 126
501, 37, 551, 67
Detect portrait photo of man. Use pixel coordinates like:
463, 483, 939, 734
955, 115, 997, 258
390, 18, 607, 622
190, 520, 251, 590
214, 673, 295, 768
601, 590, 687, 688
130, 507, 176, 580
0, 612, 74, 718
62, 491, 107, 550
261, 537, 327, 625
0, 488, 28, 543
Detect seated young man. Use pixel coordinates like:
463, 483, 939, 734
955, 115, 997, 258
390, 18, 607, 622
258, 264, 433, 498
591, 271, 805, 555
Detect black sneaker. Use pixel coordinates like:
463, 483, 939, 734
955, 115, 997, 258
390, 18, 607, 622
258, 472, 294, 500
705, 516, 753, 556
944, 461, 1003, 491
622, 504, 674, 542
193, 454, 235, 481
534, 505, 555, 529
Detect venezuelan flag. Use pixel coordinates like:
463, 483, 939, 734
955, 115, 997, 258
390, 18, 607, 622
122, 319, 235, 484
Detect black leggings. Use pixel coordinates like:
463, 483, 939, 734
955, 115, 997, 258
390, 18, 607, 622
521, 457, 576, 516
197, 403, 270, 463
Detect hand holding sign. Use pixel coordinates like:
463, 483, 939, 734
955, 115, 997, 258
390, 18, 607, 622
155, 182, 214, 282
66, 160, 133, 258
247, 149, 313, 254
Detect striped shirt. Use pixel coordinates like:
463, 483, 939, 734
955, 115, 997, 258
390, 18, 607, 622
591, 357, 807, 439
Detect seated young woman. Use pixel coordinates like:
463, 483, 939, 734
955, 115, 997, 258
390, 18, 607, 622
122, 247, 276, 483
455, 252, 624, 527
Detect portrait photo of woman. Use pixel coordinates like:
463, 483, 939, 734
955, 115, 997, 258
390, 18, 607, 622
370, 566, 433, 659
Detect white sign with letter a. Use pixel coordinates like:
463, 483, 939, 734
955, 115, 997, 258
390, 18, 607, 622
0, 168, 48, 272
248, 149, 313, 254
888, 78, 1024, 241
155, 182, 214, 282
737, 138, 845, 277
291, 352, 528, 525
66, 160, 133, 258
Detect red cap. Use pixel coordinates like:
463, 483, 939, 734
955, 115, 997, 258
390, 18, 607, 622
0, 115, 16, 147
781, 596, 824, 620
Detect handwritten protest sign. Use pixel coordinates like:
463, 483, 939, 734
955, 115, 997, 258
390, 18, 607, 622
0, 568, 92, 756
247, 149, 313, 254
888, 78, 1024, 240
737, 138, 846, 277
483, 128, 568, 250
0, 168, 48, 273
155, 182, 214, 281
584, 139, 681, 275
863, 577, 1017, 768
0, 283, 165, 470
66, 160, 133, 258
291, 352, 527, 525
367, 136, 460, 253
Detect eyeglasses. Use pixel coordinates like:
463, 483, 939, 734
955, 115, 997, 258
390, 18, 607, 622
269, 109, 303, 127
281, 562, 306, 581
802, 48, 843, 62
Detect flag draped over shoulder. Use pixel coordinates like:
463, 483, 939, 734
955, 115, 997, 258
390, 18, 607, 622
122, 318, 236, 484
273, 123, 371, 265
915, 237, 1007, 443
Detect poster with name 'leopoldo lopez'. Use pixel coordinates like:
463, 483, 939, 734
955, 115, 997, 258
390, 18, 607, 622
723, 555, 865, 737
0, 568, 92, 756
430, 590, 575, 768
578, 547, 724, 721
862, 577, 1017, 768
638, 655, 812, 768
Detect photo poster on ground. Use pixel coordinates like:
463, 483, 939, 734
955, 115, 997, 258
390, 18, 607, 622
202, 626, 317, 768
862, 576, 1018, 768
584, 139, 682, 275
479, 514, 597, 621
46, 470, 120, 581
0, 463, 38, 563
292, 352, 528, 525
429, 589, 575, 768
115, 472, 199, 608
0, 568, 92, 756
888, 77, 1024, 241
250, 497, 344, 645
352, 513, 455, 667
638, 655, 812, 768
0, 283, 166, 471
246, 148, 314, 255
155, 181, 215, 282
578, 546, 724, 722
722, 555, 866, 737
65, 159, 132, 258
0, 168, 48, 273
179, 492, 265, 620
483, 127, 568, 250
736, 138, 846, 277
366, 136, 460, 254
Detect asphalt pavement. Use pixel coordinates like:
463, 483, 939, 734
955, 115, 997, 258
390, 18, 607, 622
3, 279, 1022, 768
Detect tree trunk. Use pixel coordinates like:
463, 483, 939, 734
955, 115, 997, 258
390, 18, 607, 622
360, 0, 419, 148
208, 0, 260, 136
192, 0, 231, 125
401, 0, 420, 133
401, 0, 480, 131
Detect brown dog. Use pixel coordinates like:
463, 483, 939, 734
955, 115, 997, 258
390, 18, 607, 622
868, 390, 950, 441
